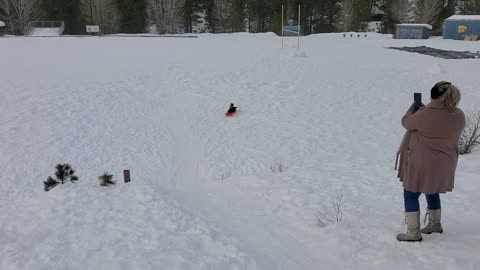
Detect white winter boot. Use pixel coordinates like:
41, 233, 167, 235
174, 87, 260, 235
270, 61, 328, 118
420, 208, 443, 234
397, 211, 423, 242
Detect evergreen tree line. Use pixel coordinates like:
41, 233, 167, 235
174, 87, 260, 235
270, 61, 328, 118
1, 0, 479, 35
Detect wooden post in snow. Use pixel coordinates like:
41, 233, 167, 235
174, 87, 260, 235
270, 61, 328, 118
123, 170, 131, 183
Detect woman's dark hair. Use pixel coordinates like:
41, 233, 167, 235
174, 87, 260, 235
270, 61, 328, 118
431, 81, 451, 99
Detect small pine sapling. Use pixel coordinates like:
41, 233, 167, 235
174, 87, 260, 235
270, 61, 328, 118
44, 176, 59, 192
99, 172, 115, 186
44, 163, 79, 192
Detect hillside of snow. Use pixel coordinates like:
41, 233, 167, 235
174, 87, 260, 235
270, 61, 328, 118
1, 33, 479, 270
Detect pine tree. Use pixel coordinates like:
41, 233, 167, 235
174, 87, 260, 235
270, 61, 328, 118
381, 8, 395, 33
115, 0, 146, 33
245, 0, 254, 32
269, 0, 282, 35
214, 0, 232, 32
204, 0, 217, 32
181, 0, 202, 33
182, 0, 193, 33
270, 10, 281, 34
180, 0, 202, 33
99, 172, 115, 186
230, 0, 244, 32
312, 0, 342, 33
44, 164, 79, 192
44, 176, 59, 192
433, 0, 458, 34
193, 0, 204, 32
41, 0, 85, 34
352, 0, 372, 31
254, 0, 270, 32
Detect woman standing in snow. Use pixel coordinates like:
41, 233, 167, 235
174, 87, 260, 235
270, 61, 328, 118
396, 81, 465, 242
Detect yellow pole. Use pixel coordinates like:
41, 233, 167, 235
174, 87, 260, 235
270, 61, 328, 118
298, 5, 301, 52
282, 5, 284, 49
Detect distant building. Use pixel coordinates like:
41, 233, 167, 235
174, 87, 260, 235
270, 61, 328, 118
0, 20, 5, 36
394, 24, 432, 39
443, 15, 480, 40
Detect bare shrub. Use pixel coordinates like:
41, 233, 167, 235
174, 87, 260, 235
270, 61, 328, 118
270, 161, 288, 173
146, 0, 184, 34
389, 0, 413, 23
0, 0, 41, 34
316, 187, 345, 227
459, 110, 480, 155
414, 0, 443, 25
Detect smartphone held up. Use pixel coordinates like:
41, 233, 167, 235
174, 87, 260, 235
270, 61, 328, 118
413, 92, 422, 112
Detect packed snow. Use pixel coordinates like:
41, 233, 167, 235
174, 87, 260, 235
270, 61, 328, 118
1, 33, 480, 270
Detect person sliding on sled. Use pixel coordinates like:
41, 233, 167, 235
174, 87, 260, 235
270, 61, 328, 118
227, 103, 237, 113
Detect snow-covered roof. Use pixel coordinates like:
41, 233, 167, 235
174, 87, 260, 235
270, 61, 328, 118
446, 15, 480, 21
0, 20, 5, 27
396, 24, 432, 30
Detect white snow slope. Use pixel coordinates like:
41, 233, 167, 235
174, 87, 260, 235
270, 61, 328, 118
1, 33, 480, 270
28, 28, 62, 37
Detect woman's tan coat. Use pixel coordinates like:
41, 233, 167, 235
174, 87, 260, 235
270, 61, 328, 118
397, 100, 466, 193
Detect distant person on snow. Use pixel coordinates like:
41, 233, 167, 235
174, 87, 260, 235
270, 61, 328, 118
396, 81, 465, 242
227, 103, 237, 113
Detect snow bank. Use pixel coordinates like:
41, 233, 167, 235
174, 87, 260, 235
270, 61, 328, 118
396, 23, 433, 30
446, 15, 480, 21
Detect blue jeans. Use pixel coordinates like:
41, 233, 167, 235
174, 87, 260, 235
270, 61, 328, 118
404, 189, 441, 212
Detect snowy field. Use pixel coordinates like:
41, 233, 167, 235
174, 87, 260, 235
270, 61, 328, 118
1, 33, 480, 270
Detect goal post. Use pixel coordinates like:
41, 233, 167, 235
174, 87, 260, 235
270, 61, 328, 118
281, 5, 301, 52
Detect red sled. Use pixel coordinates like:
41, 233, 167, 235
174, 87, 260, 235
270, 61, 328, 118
225, 112, 236, 117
